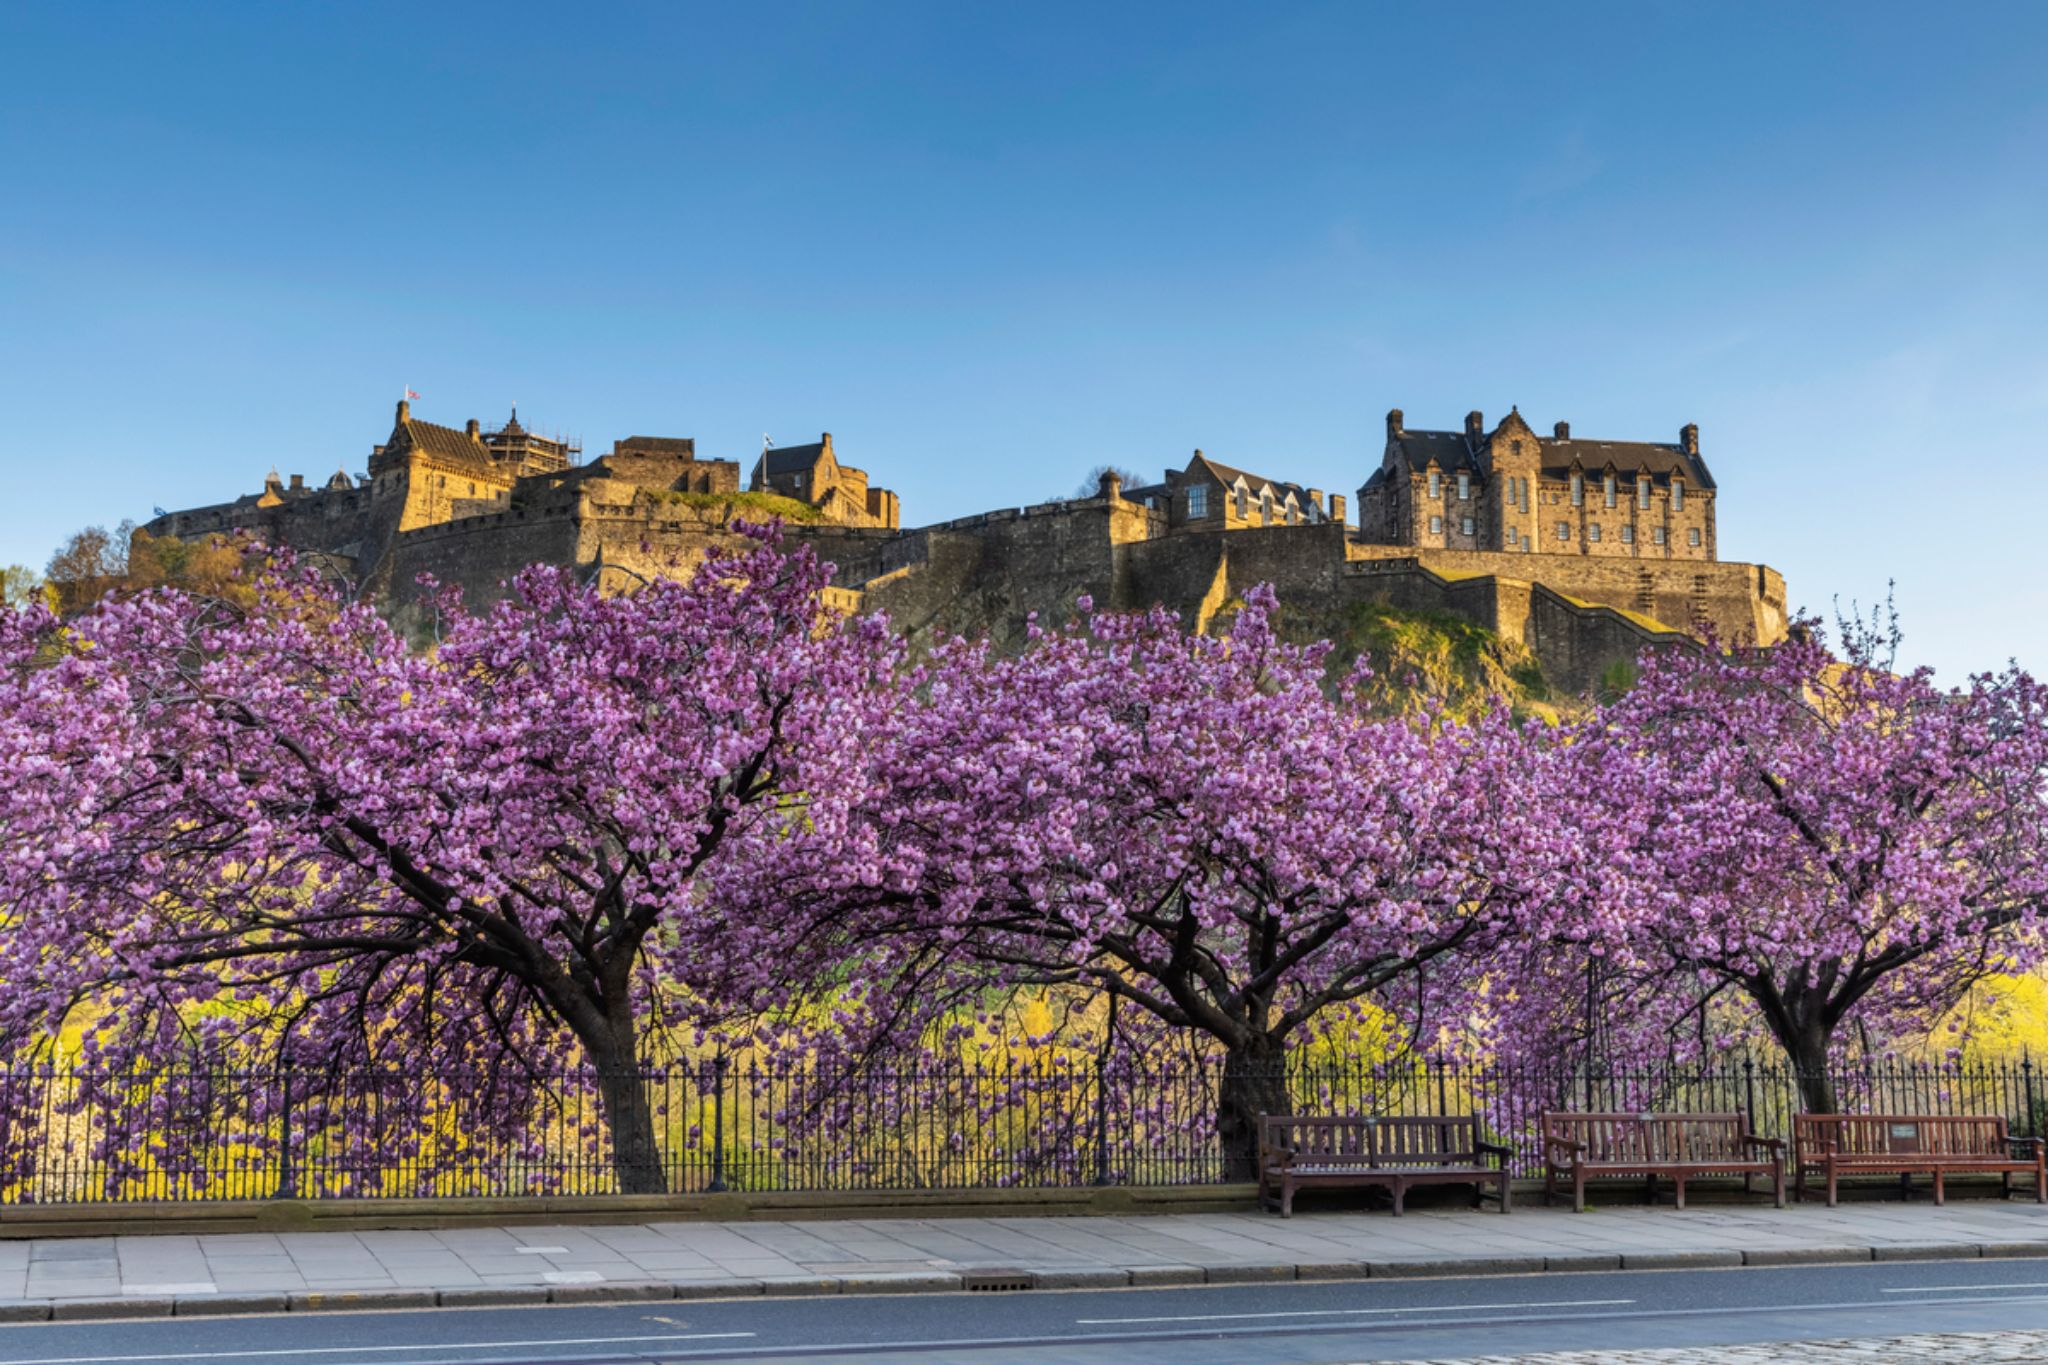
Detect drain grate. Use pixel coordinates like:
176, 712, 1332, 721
960, 1268, 1033, 1293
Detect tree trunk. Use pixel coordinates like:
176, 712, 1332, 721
1783, 1017, 1839, 1115
580, 1021, 668, 1195
1218, 1034, 1292, 1182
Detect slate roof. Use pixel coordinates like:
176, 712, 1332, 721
1540, 437, 1716, 490
761, 442, 828, 478
389, 417, 496, 473
1368, 421, 1715, 491
1189, 454, 1314, 507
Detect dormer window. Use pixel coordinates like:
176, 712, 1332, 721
1671, 479, 1685, 511
1603, 474, 1616, 508
1259, 489, 1273, 523
1638, 478, 1651, 509
1457, 471, 1470, 500
1570, 473, 1584, 506
1428, 470, 1441, 499
1235, 484, 1249, 518
1187, 485, 1208, 518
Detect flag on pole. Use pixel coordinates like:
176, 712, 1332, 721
405, 388, 421, 401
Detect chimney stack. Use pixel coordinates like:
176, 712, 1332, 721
1680, 423, 1699, 456
1329, 492, 1348, 525
1386, 408, 1404, 438
288, 473, 305, 491
466, 418, 481, 439
396, 398, 410, 424
1554, 421, 1570, 439
1098, 469, 1123, 501
1465, 410, 1485, 443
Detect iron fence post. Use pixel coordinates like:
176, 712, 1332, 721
1744, 1055, 1757, 1129
2026, 1054, 2039, 1138
705, 1051, 728, 1194
1092, 1054, 1112, 1186
274, 1055, 296, 1200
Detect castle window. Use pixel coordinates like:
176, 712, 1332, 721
1430, 515, 1443, 535
1556, 521, 1570, 541
1457, 471, 1470, 500
1604, 475, 1616, 508
1589, 523, 1603, 542
1654, 527, 1667, 546
1689, 527, 1702, 547
1458, 516, 1472, 536
1235, 485, 1249, 518
1260, 489, 1274, 522
1428, 471, 1441, 499
1638, 479, 1651, 509
1671, 480, 1685, 511
1187, 486, 1208, 518
1506, 526, 1519, 546
1570, 473, 1584, 506
1621, 525, 1635, 544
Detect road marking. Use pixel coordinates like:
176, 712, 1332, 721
1075, 1296, 1634, 1324
1882, 1281, 2048, 1293
542, 1270, 604, 1284
0, 1332, 757, 1365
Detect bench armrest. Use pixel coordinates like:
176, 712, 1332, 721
2010, 1136, 2045, 1158
1476, 1140, 1514, 1161
1544, 1134, 1585, 1156
1742, 1134, 1785, 1155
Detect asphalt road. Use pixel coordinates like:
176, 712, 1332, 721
9, 1259, 2048, 1364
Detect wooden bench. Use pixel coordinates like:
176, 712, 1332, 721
1258, 1115, 1512, 1218
1793, 1114, 2047, 1207
1542, 1111, 1785, 1212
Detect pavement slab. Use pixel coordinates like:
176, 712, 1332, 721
0, 1198, 2042, 1319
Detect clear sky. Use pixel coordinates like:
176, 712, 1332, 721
3, 2, 2044, 680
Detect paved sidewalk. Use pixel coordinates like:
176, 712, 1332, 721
1, 1199, 2046, 1320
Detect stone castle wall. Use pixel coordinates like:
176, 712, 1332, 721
143, 435, 1787, 697
1345, 544, 1786, 645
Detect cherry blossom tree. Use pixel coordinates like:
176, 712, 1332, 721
0, 531, 899, 1192
1559, 622, 2048, 1111
713, 588, 1572, 1173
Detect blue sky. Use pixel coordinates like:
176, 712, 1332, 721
2, 2, 2044, 680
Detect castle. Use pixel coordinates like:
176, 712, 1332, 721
141, 401, 1786, 693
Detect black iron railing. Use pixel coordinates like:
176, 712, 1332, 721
0, 1054, 2037, 1203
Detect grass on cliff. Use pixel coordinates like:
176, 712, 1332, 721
1233, 600, 1567, 724
646, 489, 826, 523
